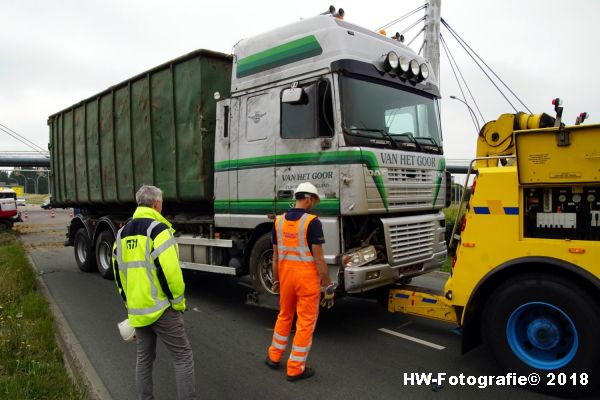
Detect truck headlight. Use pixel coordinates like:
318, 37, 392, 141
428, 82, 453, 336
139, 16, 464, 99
384, 51, 399, 72
341, 245, 377, 268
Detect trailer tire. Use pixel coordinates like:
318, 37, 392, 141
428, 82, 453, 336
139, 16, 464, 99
249, 233, 278, 298
95, 230, 115, 280
482, 273, 600, 396
74, 228, 96, 272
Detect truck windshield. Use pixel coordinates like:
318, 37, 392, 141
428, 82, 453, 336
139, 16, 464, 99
340, 76, 442, 154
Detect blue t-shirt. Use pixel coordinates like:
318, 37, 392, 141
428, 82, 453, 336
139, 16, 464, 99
272, 208, 325, 255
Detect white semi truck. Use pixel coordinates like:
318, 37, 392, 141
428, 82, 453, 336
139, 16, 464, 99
49, 9, 449, 307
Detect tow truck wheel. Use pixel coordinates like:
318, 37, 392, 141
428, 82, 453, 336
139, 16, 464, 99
95, 230, 115, 280
249, 233, 278, 298
482, 273, 600, 395
74, 228, 97, 272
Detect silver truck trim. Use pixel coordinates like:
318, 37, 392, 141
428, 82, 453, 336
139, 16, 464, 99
181, 262, 237, 275
380, 212, 445, 266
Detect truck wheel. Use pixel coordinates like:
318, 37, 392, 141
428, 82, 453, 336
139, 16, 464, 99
95, 230, 115, 280
249, 233, 278, 297
482, 273, 600, 395
74, 228, 96, 272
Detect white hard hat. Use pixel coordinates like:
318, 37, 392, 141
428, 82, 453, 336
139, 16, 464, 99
295, 182, 320, 200
118, 319, 136, 341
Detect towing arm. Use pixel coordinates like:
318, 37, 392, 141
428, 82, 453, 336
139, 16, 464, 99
475, 112, 555, 168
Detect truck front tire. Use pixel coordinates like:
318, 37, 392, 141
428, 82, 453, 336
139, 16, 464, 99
74, 228, 96, 272
95, 230, 115, 280
249, 233, 278, 298
482, 273, 600, 396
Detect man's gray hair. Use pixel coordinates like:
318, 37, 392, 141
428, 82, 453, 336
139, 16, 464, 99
136, 185, 163, 206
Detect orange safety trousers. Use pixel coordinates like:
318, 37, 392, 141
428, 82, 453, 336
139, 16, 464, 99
268, 213, 321, 377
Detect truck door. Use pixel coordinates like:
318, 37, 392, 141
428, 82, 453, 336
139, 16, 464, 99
236, 90, 277, 215
275, 78, 338, 215
214, 98, 234, 216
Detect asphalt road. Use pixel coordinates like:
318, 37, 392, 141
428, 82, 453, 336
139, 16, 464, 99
15, 206, 571, 400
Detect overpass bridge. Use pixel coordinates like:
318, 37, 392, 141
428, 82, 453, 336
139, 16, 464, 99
0, 152, 50, 167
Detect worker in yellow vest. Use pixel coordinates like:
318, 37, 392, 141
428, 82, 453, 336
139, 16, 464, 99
112, 185, 196, 400
265, 182, 335, 381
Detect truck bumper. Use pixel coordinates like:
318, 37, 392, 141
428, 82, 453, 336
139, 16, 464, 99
343, 248, 447, 293
343, 211, 448, 293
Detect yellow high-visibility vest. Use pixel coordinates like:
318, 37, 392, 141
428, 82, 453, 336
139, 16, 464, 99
112, 206, 186, 327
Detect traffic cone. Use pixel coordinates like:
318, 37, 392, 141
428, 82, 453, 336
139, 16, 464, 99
51, 210, 56, 219
23, 212, 28, 220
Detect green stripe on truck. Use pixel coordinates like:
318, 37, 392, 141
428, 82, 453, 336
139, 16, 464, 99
236, 35, 323, 78
214, 150, 388, 210
215, 199, 340, 215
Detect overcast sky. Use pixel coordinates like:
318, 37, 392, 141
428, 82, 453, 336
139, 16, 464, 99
1, 0, 599, 160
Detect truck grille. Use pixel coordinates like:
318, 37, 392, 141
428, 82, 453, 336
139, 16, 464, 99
365, 167, 438, 211
386, 167, 433, 183
383, 219, 436, 266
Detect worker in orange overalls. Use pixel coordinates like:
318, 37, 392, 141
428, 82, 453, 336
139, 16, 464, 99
265, 182, 335, 381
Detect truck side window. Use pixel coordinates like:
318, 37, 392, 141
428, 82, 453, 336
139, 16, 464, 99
281, 80, 333, 139
281, 84, 316, 139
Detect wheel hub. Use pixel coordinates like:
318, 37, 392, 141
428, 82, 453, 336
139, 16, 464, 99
76, 240, 87, 261
99, 242, 111, 271
526, 318, 560, 350
258, 250, 275, 294
506, 301, 579, 370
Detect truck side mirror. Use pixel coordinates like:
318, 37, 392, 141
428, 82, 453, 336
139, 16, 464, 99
281, 87, 305, 104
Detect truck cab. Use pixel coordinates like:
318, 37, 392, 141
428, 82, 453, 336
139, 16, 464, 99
213, 14, 448, 298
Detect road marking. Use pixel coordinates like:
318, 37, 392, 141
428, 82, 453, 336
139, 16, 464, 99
378, 328, 446, 350
397, 321, 412, 329
192, 307, 203, 313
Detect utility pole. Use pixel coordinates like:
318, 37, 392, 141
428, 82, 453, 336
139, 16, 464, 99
423, 0, 441, 83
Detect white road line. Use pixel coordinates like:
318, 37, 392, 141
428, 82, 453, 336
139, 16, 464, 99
378, 328, 446, 350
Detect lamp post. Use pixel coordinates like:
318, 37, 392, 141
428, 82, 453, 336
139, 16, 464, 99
26, 177, 37, 194
36, 174, 45, 194
449, 95, 481, 132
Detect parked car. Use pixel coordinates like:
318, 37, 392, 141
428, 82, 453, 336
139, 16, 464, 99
16, 197, 26, 207
41, 197, 52, 209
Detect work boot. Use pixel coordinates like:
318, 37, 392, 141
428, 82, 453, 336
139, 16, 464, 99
264, 357, 280, 370
287, 367, 315, 382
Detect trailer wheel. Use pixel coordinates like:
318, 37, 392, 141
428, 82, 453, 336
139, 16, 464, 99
249, 233, 278, 297
482, 273, 600, 395
74, 228, 96, 272
95, 230, 115, 280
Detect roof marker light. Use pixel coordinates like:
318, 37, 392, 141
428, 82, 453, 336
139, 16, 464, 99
392, 32, 405, 43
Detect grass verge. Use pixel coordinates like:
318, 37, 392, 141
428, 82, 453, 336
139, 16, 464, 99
0, 232, 83, 399
440, 204, 466, 273
23, 194, 47, 205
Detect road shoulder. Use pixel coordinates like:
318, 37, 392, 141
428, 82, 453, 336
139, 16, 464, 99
27, 251, 113, 400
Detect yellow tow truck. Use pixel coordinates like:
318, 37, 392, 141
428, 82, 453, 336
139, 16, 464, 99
389, 100, 600, 395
